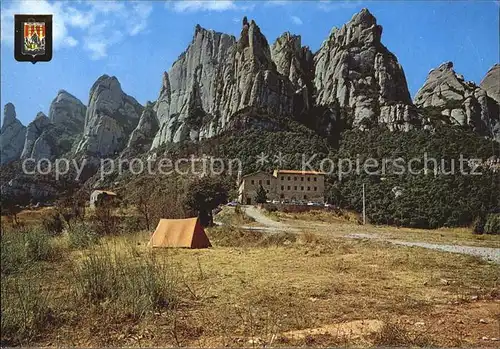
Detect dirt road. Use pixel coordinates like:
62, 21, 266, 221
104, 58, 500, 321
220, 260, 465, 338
242, 206, 298, 232
241, 206, 500, 263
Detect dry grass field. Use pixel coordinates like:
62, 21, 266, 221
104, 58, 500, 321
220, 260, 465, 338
1, 208, 499, 347
268, 209, 500, 248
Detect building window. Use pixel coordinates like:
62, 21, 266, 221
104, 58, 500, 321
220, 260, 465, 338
307, 177, 310, 182
301, 186, 304, 191
267, 180, 270, 185
281, 185, 284, 190
307, 187, 310, 191
301, 177, 304, 182
314, 187, 317, 191
259, 180, 262, 185
287, 186, 291, 190
287, 176, 291, 180
281, 176, 284, 180
294, 176, 297, 181
280, 194, 284, 199
294, 186, 297, 190
304, 195, 307, 200
314, 177, 317, 182
251, 180, 254, 184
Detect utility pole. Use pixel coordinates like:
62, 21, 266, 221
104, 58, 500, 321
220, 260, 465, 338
362, 183, 366, 225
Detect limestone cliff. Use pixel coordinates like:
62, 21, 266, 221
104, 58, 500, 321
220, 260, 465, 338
313, 8, 418, 131
76, 75, 143, 157
0, 103, 26, 165
414, 62, 499, 140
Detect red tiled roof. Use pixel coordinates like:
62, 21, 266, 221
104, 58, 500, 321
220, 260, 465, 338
275, 170, 326, 175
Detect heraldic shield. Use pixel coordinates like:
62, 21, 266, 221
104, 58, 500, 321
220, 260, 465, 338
15, 15, 53, 63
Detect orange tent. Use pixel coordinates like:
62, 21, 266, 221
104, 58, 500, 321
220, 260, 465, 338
148, 217, 211, 249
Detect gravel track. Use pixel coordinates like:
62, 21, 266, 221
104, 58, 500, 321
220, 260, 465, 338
241, 206, 500, 264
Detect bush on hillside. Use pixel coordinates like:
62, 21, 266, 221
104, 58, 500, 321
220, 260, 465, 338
42, 213, 64, 236
333, 126, 499, 229
68, 223, 100, 249
484, 214, 500, 235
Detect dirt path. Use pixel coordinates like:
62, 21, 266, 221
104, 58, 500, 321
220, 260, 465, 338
346, 233, 500, 264
240, 206, 499, 263
242, 206, 298, 232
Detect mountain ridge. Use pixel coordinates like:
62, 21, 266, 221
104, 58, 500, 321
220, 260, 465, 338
1, 8, 499, 168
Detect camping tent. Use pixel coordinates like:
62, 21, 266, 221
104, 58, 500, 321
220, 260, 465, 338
148, 217, 212, 249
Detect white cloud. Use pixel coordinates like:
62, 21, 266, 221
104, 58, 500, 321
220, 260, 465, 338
290, 15, 303, 25
317, 0, 362, 12
266, 0, 290, 6
168, 0, 238, 12
0, 0, 153, 60
129, 2, 154, 36
0, 0, 78, 49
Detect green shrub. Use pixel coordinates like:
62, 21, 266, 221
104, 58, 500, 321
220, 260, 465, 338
484, 214, 500, 235
1, 228, 61, 277
68, 223, 100, 249
24, 228, 57, 262
42, 213, 64, 236
1, 277, 54, 345
73, 249, 118, 302
473, 216, 486, 234
1, 231, 26, 276
72, 246, 178, 319
120, 215, 143, 234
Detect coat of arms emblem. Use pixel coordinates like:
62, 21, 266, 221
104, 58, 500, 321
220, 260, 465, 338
15, 15, 53, 63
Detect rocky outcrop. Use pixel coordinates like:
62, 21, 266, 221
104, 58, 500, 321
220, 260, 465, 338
49, 90, 86, 133
313, 8, 418, 131
21, 112, 51, 159
18, 90, 87, 160
480, 64, 500, 104
0, 103, 26, 165
414, 62, 500, 140
127, 102, 159, 153
151, 18, 296, 149
76, 75, 143, 157
271, 32, 314, 113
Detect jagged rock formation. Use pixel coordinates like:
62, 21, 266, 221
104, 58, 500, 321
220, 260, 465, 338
49, 90, 86, 134
18, 91, 87, 160
152, 18, 297, 149
480, 64, 500, 104
271, 32, 314, 113
76, 75, 143, 157
21, 112, 51, 159
127, 101, 159, 153
313, 8, 418, 131
0, 103, 26, 165
414, 62, 499, 140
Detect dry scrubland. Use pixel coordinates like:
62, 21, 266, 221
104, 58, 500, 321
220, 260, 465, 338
1, 208, 499, 347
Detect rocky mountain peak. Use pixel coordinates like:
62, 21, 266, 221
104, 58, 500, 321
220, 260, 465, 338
322, 7, 382, 48
48, 89, 86, 128
237, 17, 274, 71
21, 112, 51, 159
2, 103, 17, 127
314, 8, 416, 131
76, 75, 143, 157
480, 64, 500, 104
1, 103, 26, 164
352, 8, 377, 26
271, 31, 314, 113
414, 62, 499, 140
34, 112, 48, 121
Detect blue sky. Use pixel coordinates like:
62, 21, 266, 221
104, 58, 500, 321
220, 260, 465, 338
1, 0, 499, 126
